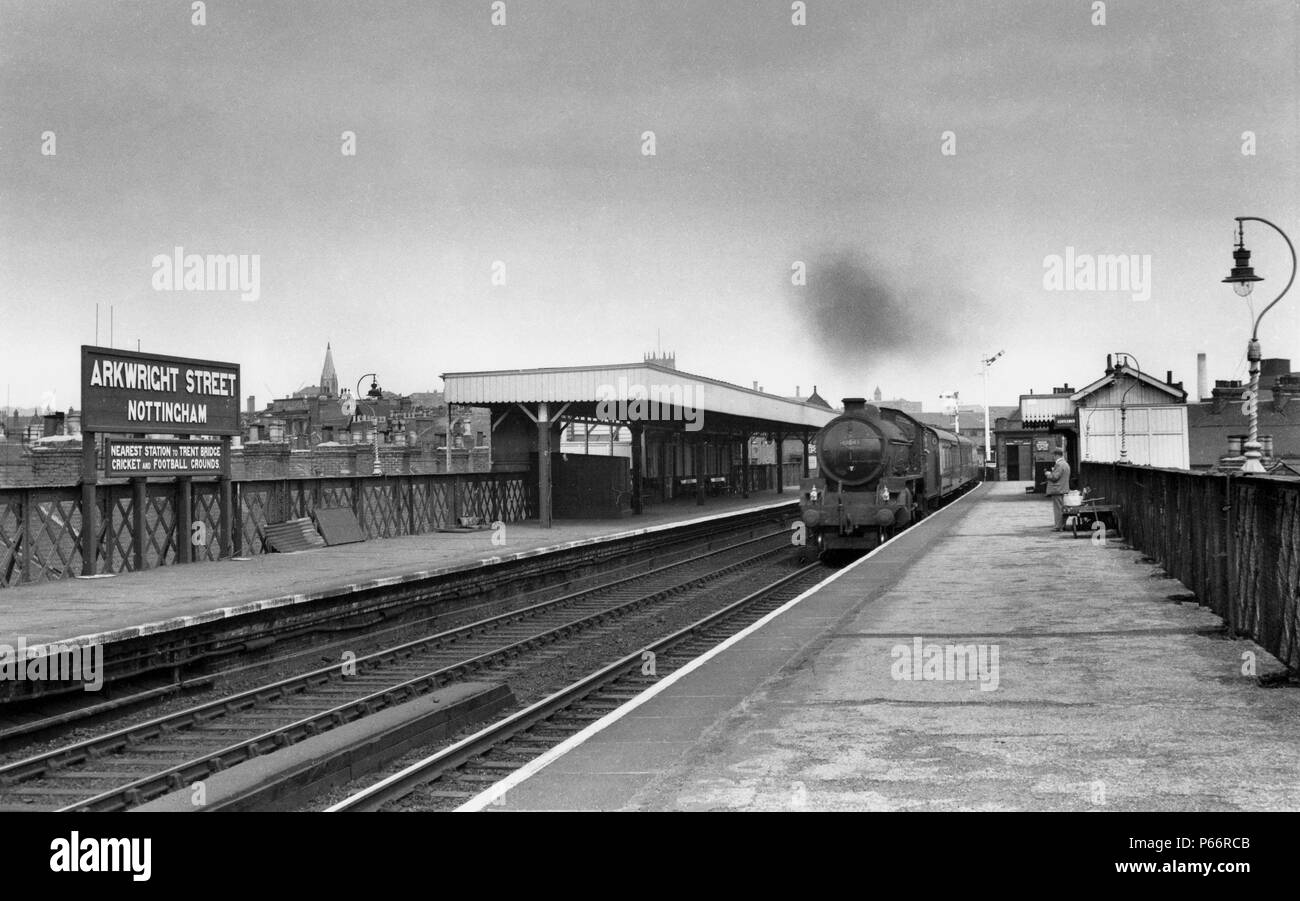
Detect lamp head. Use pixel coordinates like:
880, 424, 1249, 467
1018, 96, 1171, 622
1223, 221, 1263, 296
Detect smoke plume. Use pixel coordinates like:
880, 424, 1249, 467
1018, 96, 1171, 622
792, 249, 979, 369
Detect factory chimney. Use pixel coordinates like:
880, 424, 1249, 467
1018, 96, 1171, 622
247, 395, 256, 416
1197, 353, 1208, 402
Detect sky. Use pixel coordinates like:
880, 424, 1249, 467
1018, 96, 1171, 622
1, 0, 1297, 414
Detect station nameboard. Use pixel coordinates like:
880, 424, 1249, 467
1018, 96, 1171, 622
106, 440, 223, 477
81, 346, 241, 435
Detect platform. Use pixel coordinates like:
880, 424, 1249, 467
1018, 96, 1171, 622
0, 490, 796, 652
484, 481, 1300, 812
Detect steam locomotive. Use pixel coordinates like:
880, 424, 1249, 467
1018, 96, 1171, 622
798, 398, 981, 557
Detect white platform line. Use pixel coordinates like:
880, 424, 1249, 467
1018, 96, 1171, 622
457, 484, 985, 811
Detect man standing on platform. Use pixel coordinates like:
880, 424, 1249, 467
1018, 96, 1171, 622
1045, 449, 1071, 531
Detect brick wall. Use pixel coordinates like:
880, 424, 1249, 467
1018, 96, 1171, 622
0, 443, 84, 488
236, 443, 291, 480
410, 447, 491, 474
0, 439, 495, 488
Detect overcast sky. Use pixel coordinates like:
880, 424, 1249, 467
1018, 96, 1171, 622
2, 0, 1297, 414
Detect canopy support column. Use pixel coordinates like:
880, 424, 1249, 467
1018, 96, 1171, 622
695, 437, 705, 506
775, 429, 785, 494
537, 402, 552, 528
630, 423, 644, 514
741, 431, 750, 499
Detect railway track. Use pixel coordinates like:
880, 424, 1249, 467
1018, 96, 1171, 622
0, 526, 799, 812
327, 561, 827, 812
0, 504, 795, 742
0, 503, 798, 714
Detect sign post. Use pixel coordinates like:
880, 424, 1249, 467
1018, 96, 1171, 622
177, 476, 193, 565
80, 346, 241, 572
219, 436, 233, 557
80, 435, 97, 576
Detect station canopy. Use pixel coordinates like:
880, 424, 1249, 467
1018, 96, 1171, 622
442, 361, 837, 436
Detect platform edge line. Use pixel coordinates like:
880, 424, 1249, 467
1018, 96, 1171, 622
456, 484, 985, 812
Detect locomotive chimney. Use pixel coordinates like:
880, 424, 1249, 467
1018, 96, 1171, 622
1197, 353, 1208, 401
842, 397, 867, 412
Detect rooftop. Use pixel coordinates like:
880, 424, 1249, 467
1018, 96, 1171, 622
442, 362, 839, 431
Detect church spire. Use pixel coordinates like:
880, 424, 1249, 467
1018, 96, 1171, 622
320, 343, 339, 397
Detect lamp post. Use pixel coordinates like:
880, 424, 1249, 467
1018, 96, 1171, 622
1111, 351, 1141, 464
355, 373, 385, 476
1221, 216, 1297, 474
981, 350, 1004, 468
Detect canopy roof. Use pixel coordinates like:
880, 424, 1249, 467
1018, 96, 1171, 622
442, 362, 838, 432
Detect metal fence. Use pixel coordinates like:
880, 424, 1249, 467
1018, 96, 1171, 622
1081, 463, 1300, 671
0, 472, 534, 588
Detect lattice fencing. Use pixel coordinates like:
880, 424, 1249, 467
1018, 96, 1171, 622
0, 489, 87, 585
0, 472, 534, 588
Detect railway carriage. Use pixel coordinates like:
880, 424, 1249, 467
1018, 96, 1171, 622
798, 398, 980, 558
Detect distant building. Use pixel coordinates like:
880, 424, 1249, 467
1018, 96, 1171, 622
876, 396, 923, 416
783, 385, 833, 411
644, 350, 676, 369
993, 357, 1191, 486
319, 342, 339, 397
1, 408, 79, 445
245, 345, 490, 452
1185, 357, 1300, 472
1074, 362, 1189, 468
994, 383, 1079, 486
